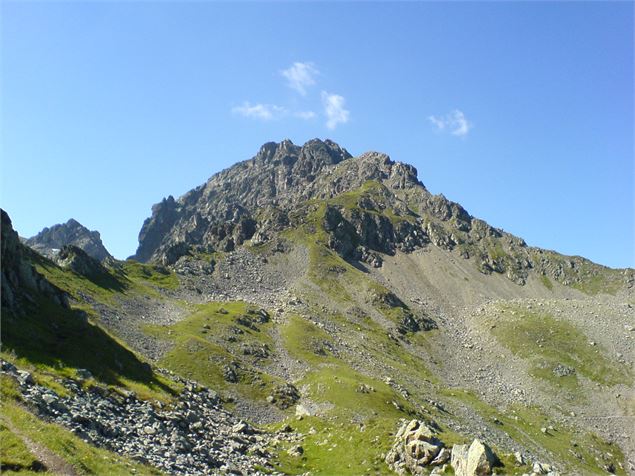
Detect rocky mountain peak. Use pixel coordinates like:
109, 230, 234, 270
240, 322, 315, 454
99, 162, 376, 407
133, 139, 430, 264
26, 218, 112, 262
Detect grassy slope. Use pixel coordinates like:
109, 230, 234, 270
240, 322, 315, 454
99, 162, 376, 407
269, 182, 630, 474
488, 305, 632, 392
143, 301, 284, 402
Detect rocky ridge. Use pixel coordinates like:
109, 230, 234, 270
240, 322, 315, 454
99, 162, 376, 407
26, 218, 112, 262
133, 139, 633, 292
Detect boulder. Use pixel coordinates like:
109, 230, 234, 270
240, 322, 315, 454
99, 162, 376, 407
386, 420, 444, 475
451, 439, 498, 476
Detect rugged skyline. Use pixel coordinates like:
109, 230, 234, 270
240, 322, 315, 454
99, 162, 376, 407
2, 2, 633, 267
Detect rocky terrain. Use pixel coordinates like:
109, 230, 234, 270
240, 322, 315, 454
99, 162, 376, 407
3, 139, 634, 475
25, 218, 112, 261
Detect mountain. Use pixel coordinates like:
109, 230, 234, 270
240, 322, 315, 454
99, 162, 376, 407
26, 218, 113, 262
2, 139, 634, 476
134, 138, 632, 292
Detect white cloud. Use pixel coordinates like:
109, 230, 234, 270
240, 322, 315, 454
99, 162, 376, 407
428, 110, 473, 137
295, 110, 317, 120
281, 62, 318, 95
232, 102, 286, 120
321, 91, 350, 130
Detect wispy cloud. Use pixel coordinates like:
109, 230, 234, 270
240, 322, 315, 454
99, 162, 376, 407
295, 110, 317, 120
321, 91, 350, 130
232, 102, 286, 120
281, 62, 318, 96
428, 110, 473, 137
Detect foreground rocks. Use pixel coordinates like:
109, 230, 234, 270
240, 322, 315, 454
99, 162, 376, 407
385, 420, 448, 475
386, 419, 563, 476
451, 439, 498, 476
1, 361, 289, 475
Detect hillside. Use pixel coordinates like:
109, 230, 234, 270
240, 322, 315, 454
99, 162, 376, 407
3, 139, 634, 476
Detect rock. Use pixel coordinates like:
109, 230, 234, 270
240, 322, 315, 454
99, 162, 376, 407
431, 447, 451, 466
16, 370, 34, 386
514, 451, 526, 466
41, 394, 57, 405
1, 209, 69, 310
26, 218, 112, 261
76, 368, 93, 380
295, 405, 311, 418
223, 363, 239, 383
287, 445, 304, 457
271, 383, 300, 410
451, 439, 498, 476
386, 420, 444, 474
533, 462, 555, 474
552, 364, 575, 377
232, 421, 252, 434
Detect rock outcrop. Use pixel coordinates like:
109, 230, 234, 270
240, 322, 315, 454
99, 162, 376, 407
451, 439, 499, 476
385, 419, 447, 474
26, 218, 112, 261
1, 209, 68, 310
56, 245, 110, 280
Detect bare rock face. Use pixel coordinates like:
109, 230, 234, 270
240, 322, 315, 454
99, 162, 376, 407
451, 439, 499, 476
1, 209, 68, 310
26, 218, 112, 261
56, 245, 109, 279
132, 138, 633, 291
385, 419, 445, 475
132, 139, 431, 265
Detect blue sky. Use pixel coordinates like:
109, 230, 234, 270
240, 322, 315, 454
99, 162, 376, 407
2, 2, 633, 268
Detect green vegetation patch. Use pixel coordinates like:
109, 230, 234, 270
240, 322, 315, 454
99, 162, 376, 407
273, 416, 396, 475
281, 316, 336, 365
489, 307, 631, 389
144, 301, 283, 402
119, 260, 179, 291
540, 275, 553, 291
32, 251, 179, 307
271, 363, 414, 475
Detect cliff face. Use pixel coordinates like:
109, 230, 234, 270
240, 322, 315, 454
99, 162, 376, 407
1, 209, 68, 310
26, 218, 112, 262
133, 139, 633, 289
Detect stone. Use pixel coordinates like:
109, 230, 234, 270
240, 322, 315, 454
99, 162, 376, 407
451, 439, 498, 476
552, 364, 575, 377
287, 445, 304, 457
295, 405, 311, 418
533, 462, 554, 474
16, 370, 34, 386
41, 394, 57, 405
386, 420, 443, 474
76, 368, 93, 380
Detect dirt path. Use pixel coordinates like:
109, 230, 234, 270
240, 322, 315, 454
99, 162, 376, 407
3, 417, 78, 476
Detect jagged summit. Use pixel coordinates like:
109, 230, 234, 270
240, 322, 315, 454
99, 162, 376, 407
133, 139, 421, 263
26, 218, 112, 262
